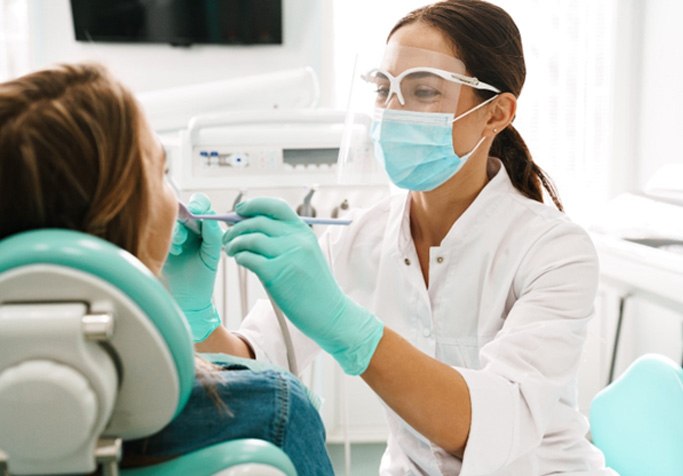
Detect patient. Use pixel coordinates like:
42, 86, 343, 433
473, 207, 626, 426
0, 63, 333, 475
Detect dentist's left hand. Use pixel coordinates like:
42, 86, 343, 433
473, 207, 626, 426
163, 193, 224, 343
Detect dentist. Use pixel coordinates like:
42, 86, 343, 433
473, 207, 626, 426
190, 1, 614, 474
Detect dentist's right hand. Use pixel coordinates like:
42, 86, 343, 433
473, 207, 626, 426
223, 198, 384, 375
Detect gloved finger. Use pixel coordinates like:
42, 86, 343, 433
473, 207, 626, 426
224, 232, 291, 259
223, 215, 298, 244
185, 192, 224, 258
199, 221, 224, 270
235, 197, 301, 222
168, 222, 190, 256
172, 221, 189, 246
188, 192, 212, 214
200, 213, 224, 248
168, 243, 183, 256
197, 217, 223, 270
232, 250, 271, 280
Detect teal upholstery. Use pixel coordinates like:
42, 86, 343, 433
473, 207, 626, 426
590, 353, 683, 476
0, 229, 194, 416
122, 439, 297, 476
0, 229, 297, 475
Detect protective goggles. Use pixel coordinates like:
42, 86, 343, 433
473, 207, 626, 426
361, 66, 501, 110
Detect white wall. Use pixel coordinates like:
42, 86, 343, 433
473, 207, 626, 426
636, 0, 683, 189
27, 0, 334, 104
588, 0, 683, 389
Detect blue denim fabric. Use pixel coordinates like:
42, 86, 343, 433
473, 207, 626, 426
122, 364, 334, 476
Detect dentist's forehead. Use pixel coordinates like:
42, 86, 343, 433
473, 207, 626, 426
380, 44, 467, 76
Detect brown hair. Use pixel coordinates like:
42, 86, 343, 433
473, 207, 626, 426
0, 64, 228, 441
0, 63, 154, 256
390, 0, 563, 211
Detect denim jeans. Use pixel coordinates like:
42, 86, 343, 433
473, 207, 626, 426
122, 358, 334, 476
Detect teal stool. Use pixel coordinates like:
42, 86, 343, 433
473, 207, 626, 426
0, 229, 296, 475
590, 353, 683, 476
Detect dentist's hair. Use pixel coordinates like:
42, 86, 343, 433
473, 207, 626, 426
0, 63, 154, 259
390, 0, 563, 211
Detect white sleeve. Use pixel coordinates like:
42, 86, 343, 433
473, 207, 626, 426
234, 299, 323, 376
458, 223, 599, 475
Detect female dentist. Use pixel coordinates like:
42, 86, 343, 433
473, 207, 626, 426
191, 0, 614, 474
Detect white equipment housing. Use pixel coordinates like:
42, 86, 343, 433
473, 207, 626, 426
171, 108, 381, 191
153, 67, 392, 458
138, 67, 320, 134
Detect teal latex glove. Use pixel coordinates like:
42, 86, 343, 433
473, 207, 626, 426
163, 193, 224, 343
223, 198, 384, 375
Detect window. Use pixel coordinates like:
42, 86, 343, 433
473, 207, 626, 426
494, 0, 619, 222
0, 0, 30, 82
332, 0, 623, 223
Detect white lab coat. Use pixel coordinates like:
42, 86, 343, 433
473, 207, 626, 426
237, 159, 614, 475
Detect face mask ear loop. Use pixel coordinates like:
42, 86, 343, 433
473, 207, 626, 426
452, 95, 498, 165
451, 94, 499, 123
459, 135, 487, 163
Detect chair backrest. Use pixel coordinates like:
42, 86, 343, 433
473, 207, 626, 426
589, 353, 683, 476
0, 229, 195, 475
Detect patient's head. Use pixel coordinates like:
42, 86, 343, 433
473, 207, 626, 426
0, 63, 177, 273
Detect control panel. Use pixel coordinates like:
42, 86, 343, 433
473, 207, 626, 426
193, 147, 339, 176
171, 109, 381, 190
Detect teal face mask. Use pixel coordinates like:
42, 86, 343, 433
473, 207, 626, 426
370, 96, 497, 191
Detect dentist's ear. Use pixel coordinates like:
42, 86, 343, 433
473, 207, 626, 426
486, 92, 516, 137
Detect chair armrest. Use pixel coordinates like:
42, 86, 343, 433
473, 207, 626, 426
121, 438, 297, 476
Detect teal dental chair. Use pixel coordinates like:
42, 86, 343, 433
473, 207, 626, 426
0, 229, 297, 476
590, 353, 683, 476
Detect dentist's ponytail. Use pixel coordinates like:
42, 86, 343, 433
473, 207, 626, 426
491, 124, 563, 212
390, 0, 564, 211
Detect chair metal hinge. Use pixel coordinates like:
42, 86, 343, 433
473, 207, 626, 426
82, 313, 114, 341
0, 449, 7, 476
96, 437, 122, 476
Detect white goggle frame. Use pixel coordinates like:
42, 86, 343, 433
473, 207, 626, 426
361, 66, 501, 106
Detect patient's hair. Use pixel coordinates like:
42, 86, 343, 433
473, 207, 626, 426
0, 63, 152, 261
0, 64, 226, 417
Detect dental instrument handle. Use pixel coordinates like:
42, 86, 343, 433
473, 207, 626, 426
178, 217, 201, 235
191, 212, 352, 226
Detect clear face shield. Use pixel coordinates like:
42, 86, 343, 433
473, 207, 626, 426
337, 45, 499, 185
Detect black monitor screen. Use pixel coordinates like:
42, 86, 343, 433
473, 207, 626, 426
70, 0, 282, 46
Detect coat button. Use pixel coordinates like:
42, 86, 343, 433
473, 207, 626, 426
436, 257, 444, 263
423, 328, 431, 337
404, 258, 411, 265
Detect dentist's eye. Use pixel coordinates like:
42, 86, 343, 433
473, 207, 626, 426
374, 85, 390, 100
413, 87, 440, 100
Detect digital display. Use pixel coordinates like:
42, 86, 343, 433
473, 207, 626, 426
70, 0, 283, 46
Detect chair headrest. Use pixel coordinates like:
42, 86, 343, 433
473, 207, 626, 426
590, 353, 683, 475
0, 229, 195, 426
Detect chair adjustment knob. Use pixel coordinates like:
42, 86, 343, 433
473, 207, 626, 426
0, 359, 98, 460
